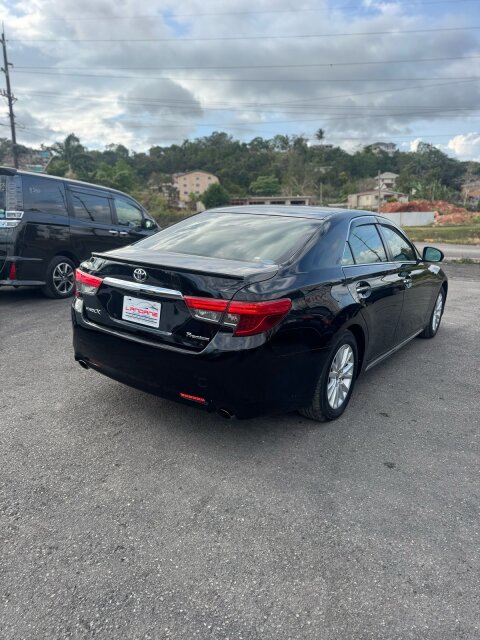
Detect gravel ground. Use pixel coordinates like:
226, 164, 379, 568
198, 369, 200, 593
1, 263, 479, 640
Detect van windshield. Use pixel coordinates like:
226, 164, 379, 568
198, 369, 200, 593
136, 212, 321, 263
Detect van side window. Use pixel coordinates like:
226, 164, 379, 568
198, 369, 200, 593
348, 224, 387, 264
114, 196, 143, 227
71, 191, 112, 224
23, 175, 67, 216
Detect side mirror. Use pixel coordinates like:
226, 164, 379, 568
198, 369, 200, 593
422, 246, 444, 262
143, 218, 157, 230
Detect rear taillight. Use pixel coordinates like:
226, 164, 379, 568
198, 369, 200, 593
8, 263, 17, 280
184, 296, 291, 337
184, 296, 228, 323
75, 268, 103, 297
226, 299, 292, 336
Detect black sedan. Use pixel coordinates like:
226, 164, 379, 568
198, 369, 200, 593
72, 206, 447, 421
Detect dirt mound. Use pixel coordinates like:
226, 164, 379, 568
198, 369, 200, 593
380, 200, 475, 225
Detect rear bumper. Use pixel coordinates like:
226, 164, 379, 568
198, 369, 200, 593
0, 279, 45, 286
0, 256, 45, 286
72, 305, 326, 420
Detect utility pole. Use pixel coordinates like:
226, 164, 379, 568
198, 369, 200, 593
1, 26, 18, 168
377, 170, 381, 212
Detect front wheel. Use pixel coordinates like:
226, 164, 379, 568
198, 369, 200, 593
299, 331, 358, 422
41, 256, 76, 299
419, 289, 444, 339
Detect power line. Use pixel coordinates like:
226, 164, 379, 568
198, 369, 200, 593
19, 91, 480, 116
17, 78, 480, 111
15, 0, 480, 21
12, 70, 480, 83
17, 124, 477, 141
13, 54, 480, 71
9, 25, 480, 43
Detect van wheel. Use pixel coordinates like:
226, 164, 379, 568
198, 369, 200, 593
41, 256, 76, 299
299, 331, 358, 422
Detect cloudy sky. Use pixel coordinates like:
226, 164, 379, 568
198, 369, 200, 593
1, 0, 480, 159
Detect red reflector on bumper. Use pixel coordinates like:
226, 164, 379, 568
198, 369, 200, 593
179, 392, 207, 405
8, 263, 17, 280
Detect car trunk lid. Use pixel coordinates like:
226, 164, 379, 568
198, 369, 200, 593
81, 248, 278, 351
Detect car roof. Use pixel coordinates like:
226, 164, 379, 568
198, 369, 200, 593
0, 166, 131, 198
210, 205, 373, 222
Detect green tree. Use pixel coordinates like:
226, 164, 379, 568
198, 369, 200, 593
201, 183, 230, 208
50, 133, 89, 175
249, 175, 281, 196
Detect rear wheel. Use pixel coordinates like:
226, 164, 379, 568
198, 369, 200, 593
299, 331, 358, 422
41, 256, 76, 299
419, 289, 444, 339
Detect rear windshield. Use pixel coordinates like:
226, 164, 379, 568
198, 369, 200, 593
136, 212, 321, 263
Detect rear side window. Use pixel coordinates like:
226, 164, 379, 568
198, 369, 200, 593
23, 175, 67, 216
0, 174, 24, 218
136, 212, 321, 263
380, 225, 417, 262
348, 224, 387, 264
71, 191, 112, 224
114, 196, 143, 227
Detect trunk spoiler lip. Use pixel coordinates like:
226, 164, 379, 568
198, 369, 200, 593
92, 249, 279, 281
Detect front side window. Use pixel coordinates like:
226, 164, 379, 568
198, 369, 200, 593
114, 197, 143, 227
380, 225, 417, 262
348, 224, 387, 264
23, 175, 67, 216
137, 212, 321, 263
71, 191, 112, 224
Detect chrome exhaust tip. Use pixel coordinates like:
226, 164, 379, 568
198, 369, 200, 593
218, 408, 234, 420
77, 359, 89, 370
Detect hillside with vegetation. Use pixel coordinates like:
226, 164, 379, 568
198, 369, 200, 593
1, 132, 480, 230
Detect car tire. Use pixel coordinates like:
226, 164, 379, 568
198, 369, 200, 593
41, 256, 76, 299
419, 288, 445, 339
299, 331, 358, 422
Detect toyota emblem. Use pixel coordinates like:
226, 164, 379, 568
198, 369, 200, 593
133, 268, 147, 282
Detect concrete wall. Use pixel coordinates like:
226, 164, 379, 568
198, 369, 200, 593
381, 211, 435, 226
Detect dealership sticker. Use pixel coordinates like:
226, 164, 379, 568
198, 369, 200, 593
122, 296, 161, 328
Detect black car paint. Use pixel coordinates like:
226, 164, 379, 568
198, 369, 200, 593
72, 206, 447, 419
0, 168, 158, 287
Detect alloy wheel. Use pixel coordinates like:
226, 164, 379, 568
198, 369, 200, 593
431, 291, 443, 333
52, 262, 74, 295
327, 344, 355, 410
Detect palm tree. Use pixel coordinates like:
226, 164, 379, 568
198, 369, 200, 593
51, 134, 87, 175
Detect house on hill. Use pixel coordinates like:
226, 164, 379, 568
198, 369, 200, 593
173, 170, 219, 203
348, 189, 408, 210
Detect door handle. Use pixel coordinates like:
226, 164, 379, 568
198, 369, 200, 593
108, 230, 119, 236
119, 231, 129, 236
400, 272, 413, 288
356, 281, 372, 299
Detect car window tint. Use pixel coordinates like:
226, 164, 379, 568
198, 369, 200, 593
137, 212, 321, 263
380, 225, 417, 262
0, 174, 23, 218
71, 191, 112, 224
340, 243, 355, 265
23, 175, 67, 216
348, 224, 387, 264
114, 197, 143, 227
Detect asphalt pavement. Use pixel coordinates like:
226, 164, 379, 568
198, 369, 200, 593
1, 264, 479, 640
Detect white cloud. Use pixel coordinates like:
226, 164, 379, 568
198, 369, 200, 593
0, 0, 479, 155
447, 133, 480, 160
410, 138, 422, 152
